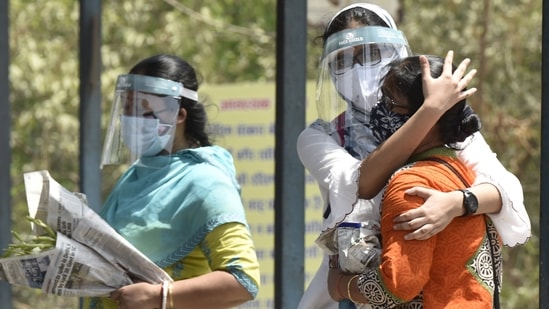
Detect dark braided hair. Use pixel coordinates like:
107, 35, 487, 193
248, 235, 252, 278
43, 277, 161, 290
381, 55, 481, 145
129, 54, 212, 147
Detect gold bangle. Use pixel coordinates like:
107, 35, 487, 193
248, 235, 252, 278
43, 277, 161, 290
347, 275, 362, 304
168, 282, 174, 309
161, 280, 169, 309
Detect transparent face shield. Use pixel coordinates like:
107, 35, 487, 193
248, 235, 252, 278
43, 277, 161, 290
101, 74, 197, 168
315, 26, 412, 135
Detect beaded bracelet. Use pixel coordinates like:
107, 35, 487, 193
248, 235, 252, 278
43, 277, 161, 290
346, 275, 362, 304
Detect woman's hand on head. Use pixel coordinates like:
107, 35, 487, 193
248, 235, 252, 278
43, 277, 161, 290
421, 50, 478, 115
393, 187, 464, 240
111, 282, 161, 309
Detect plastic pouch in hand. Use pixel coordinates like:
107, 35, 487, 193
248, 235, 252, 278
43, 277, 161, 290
336, 223, 381, 273
316, 222, 381, 273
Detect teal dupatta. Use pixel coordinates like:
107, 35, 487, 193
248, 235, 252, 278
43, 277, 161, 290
100, 146, 248, 268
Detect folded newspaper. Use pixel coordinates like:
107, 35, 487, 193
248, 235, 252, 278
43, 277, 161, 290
0, 170, 172, 297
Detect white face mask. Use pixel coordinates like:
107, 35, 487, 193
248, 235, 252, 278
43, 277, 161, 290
332, 64, 386, 113
120, 115, 173, 157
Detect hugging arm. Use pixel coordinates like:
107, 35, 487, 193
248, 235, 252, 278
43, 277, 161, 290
463, 133, 531, 246
394, 133, 531, 246
297, 125, 363, 227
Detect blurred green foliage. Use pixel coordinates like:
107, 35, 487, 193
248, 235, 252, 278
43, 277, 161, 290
7, 0, 540, 308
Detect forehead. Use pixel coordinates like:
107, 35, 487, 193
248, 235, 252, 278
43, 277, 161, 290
119, 91, 181, 119
112, 75, 184, 122
121, 91, 170, 106
381, 79, 403, 99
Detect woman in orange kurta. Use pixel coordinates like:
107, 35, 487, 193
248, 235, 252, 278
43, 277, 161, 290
327, 55, 502, 308
371, 148, 501, 308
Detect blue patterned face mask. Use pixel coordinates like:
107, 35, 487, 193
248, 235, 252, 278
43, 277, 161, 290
369, 101, 410, 145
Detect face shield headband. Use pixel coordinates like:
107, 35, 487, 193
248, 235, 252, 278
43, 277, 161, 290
115, 74, 198, 101
101, 74, 198, 169
315, 26, 411, 137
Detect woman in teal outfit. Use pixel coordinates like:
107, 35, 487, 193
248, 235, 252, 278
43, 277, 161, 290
85, 54, 260, 309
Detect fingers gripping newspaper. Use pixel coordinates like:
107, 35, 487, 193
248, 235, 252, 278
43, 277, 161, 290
0, 170, 172, 297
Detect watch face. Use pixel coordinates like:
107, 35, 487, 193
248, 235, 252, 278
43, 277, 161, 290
464, 190, 479, 214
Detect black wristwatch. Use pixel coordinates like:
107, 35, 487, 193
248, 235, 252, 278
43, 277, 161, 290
459, 189, 479, 216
